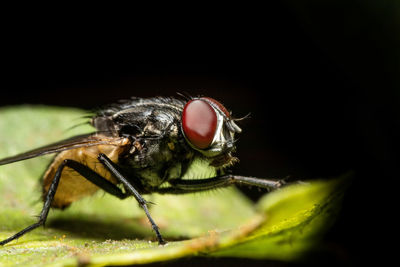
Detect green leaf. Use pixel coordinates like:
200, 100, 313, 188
0, 106, 350, 266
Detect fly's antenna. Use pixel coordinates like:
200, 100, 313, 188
232, 112, 251, 121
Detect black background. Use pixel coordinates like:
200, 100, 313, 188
2, 1, 399, 266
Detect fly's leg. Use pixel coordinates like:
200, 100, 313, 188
97, 153, 166, 245
0, 159, 128, 246
155, 175, 285, 194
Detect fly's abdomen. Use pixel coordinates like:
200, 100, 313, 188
42, 136, 130, 209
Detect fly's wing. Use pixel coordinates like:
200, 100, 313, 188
0, 133, 126, 166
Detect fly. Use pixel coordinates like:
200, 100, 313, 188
0, 96, 284, 245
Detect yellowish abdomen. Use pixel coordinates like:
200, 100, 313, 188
42, 137, 130, 209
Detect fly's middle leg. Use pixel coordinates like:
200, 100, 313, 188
97, 153, 166, 245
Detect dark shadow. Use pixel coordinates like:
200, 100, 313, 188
48, 217, 151, 241
47, 216, 190, 242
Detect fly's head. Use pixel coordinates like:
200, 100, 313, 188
181, 97, 243, 168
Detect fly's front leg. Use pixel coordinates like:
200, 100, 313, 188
157, 175, 285, 194
97, 153, 166, 245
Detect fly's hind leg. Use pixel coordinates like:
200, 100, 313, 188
0, 159, 128, 246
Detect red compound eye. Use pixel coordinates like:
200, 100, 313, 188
182, 99, 217, 149
201, 97, 230, 117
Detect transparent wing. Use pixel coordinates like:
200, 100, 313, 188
0, 133, 126, 166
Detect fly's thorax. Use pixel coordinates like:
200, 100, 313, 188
117, 126, 191, 188
92, 96, 185, 138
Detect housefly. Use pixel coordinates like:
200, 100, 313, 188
0, 96, 284, 245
